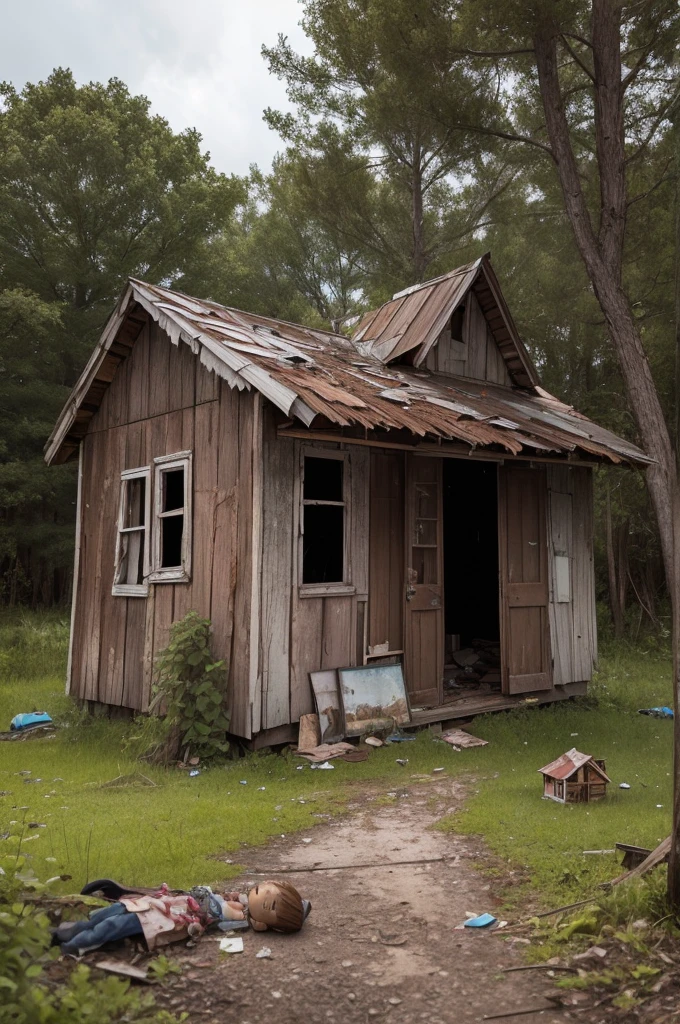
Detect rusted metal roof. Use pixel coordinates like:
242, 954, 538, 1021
45, 267, 652, 468
538, 748, 611, 783
352, 254, 540, 388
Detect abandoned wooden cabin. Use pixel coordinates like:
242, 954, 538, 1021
45, 254, 651, 745
539, 748, 611, 804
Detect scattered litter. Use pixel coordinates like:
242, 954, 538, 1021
310, 761, 335, 770
256, 947, 273, 959
432, 768, 445, 773
296, 742, 355, 762
271, 991, 282, 999
189, 770, 200, 777
619, 783, 631, 790
95, 958, 149, 982
657, 804, 663, 808
296, 765, 305, 770
570, 732, 578, 736
388, 997, 402, 1006
341, 749, 368, 762
638, 706, 673, 718
301, 838, 312, 844
464, 913, 496, 928
219, 937, 244, 954
10, 712, 53, 732
395, 759, 409, 766
364, 736, 383, 747
385, 733, 415, 743
582, 849, 615, 855
257, 786, 266, 791
572, 946, 608, 962
441, 729, 488, 749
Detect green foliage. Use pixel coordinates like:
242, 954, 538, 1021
152, 611, 230, 761
0, 69, 244, 607
0, 896, 182, 1023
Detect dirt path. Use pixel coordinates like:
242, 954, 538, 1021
158, 779, 570, 1023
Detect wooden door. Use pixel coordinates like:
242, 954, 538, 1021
499, 463, 552, 694
404, 455, 443, 707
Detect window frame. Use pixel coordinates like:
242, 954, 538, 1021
148, 450, 193, 584
112, 466, 151, 597
298, 447, 354, 597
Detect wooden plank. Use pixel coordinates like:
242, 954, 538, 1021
260, 432, 295, 729
290, 596, 323, 721
229, 392, 255, 738
368, 451, 404, 652
189, 402, 219, 619
547, 465, 574, 686
321, 595, 356, 671
249, 395, 263, 735
126, 323, 149, 424
66, 445, 84, 695
196, 364, 219, 404
122, 597, 146, 709
97, 425, 128, 706
572, 467, 596, 680
210, 380, 239, 724
148, 321, 171, 418
350, 444, 370, 598
466, 292, 488, 380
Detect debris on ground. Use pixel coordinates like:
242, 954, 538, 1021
444, 639, 501, 700
296, 741, 356, 762
10, 711, 53, 731
463, 913, 497, 928
94, 958, 150, 981
638, 705, 673, 718
439, 728, 488, 749
219, 937, 244, 953
97, 772, 157, 789
256, 947, 273, 959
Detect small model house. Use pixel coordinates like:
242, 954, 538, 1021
539, 748, 610, 804
45, 254, 650, 746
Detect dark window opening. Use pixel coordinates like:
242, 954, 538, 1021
302, 456, 345, 584
450, 304, 465, 342
443, 458, 499, 654
304, 457, 343, 502
124, 477, 146, 528
303, 505, 344, 583
163, 469, 184, 512
161, 513, 184, 568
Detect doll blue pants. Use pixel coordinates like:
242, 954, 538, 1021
60, 902, 143, 954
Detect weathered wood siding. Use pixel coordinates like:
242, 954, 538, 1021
547, 465, 597, 684
368, 451, 404, 652
425, 291, 512, 385
70, 319, 255, 735
258, 419, 370, 729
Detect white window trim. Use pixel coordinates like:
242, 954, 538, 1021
299, 447, 354, 597
112, 466, 151, 597
148, 450, 193, 583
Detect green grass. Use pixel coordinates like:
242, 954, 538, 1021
0, 610, 674, 916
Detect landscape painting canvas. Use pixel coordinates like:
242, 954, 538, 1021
337, 665, 409, 737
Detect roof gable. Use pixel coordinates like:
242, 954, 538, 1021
352, 255, 539, 389
44, 265, 652, 468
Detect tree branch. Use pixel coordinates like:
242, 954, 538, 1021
560, 35, 595, 81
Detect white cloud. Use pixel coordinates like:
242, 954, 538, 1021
1, 0, 311, 175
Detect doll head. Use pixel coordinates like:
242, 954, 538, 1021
247, 880, 305, 933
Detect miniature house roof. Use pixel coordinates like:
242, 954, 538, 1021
44, 256, 652, 468
538, 748, 611, 783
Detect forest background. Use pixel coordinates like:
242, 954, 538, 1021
0, 0, 677, 640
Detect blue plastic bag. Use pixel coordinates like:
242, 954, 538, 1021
10, 712, 52, 731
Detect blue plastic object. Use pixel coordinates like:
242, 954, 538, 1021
464, 913, 497, 928
10, 712, 52, 731
638, 706, 674, 719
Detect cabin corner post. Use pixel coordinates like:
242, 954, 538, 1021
65, 444, 84, 696
249, 392, 264, 735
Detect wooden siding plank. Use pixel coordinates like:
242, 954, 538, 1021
147, 321, 171, 418
229, 391, 254, 738
466, 292, 488, 380
572, 467, 596, 680
368, 451, 404, 651
350, 444, 370, 599
98, 425, 128, 706
260, 432, 295, 729
547, 466, 574, 686
122, 597, 146, 709
321, 595, 355, 671
290, 596, 323, 721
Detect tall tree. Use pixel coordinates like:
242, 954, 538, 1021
0, 69, 244, 603
263, 0, 514, 290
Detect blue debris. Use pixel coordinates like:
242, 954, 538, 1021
464, 913, 497, 928
385, 734, 416, 743
10, 712, 52, 731
638, 707, 674, 719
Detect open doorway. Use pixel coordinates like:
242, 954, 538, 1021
442, 459, 501, 703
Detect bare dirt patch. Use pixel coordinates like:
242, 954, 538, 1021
151, 777, 572, 1023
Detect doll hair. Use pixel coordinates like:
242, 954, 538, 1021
252, 880, 305, 933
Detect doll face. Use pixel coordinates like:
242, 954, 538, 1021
248, 883, 281, 926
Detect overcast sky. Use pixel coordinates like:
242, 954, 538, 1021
1, 0, 311, 176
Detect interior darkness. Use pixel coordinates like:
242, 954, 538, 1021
450, 303, 465, 342
303, 505, 344, 583
163, 469, 185, 512
303, 457, 343, 501
443, 459, 499, 647
124, 477, 146, 528
161, 514, 184, 568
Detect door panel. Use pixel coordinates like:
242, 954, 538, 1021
500, 464, 551, 694
404, 456, 443, 706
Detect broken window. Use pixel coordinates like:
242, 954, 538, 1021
302, 454, 346, 586
149, 451, 192, 582
112, 468, 150, 596
450, 304, 465, 342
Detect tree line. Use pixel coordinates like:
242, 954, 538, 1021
0, 2, 677, 648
